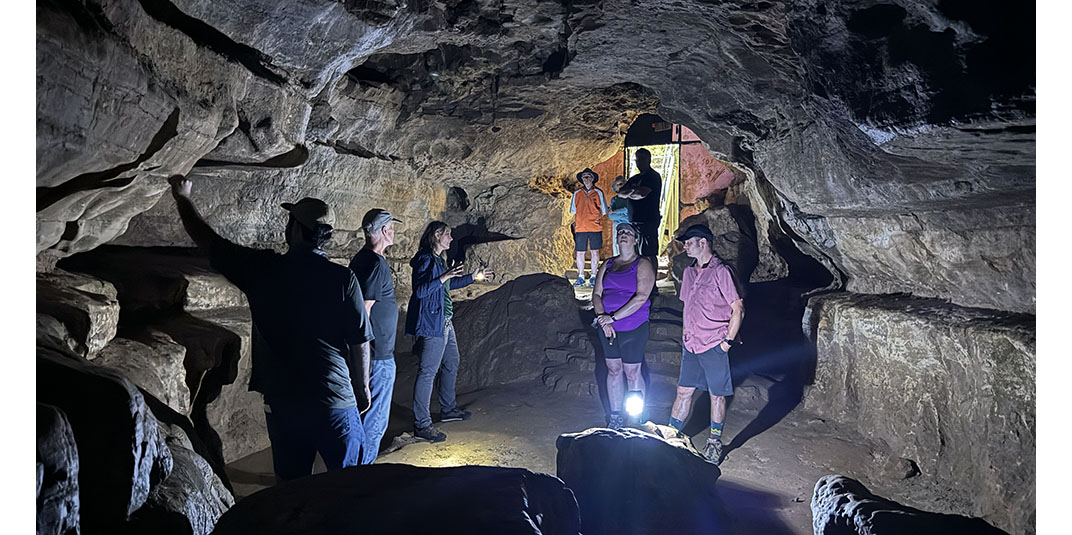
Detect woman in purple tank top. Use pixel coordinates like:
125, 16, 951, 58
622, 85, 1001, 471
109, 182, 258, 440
592, 223, 656, 429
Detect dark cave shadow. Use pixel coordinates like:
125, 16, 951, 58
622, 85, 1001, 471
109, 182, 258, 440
715, 480, 800, 535
446, 221, 518, 265
721, 280, 817, 456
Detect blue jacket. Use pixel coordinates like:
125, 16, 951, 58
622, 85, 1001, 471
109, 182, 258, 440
405, 251, 475, 337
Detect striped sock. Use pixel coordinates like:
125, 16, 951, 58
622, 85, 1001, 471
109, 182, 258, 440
710, 421, 724, 440
669, 417, 684, 431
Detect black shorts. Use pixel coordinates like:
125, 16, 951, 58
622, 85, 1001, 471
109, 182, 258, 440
599, 321, 649, 364
678, 345, 733, 396
574, 231, 603, 251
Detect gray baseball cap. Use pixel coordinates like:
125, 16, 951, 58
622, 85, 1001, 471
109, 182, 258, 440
362, 208, 403, 233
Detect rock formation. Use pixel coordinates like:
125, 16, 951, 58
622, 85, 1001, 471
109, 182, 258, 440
211, 464, 581, 535
556, 425, 724, 534
37, 403, 80, 535
802, 292, 1034, 533
811, 474, 1009, 535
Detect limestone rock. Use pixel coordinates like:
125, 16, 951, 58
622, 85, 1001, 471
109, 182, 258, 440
36, 270, 120, 358
124, 422, 235, 535
555, 425, 723, 535
211, 464, 581, 535
37, 403, 80, 535
802, 292, 1034, 534
452, 274, 586, 389
37, 348, 173, 532
94, 330, 192, 415
670, 203, 788, 287
811, 474, 1009, 535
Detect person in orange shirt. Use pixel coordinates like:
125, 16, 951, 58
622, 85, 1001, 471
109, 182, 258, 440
570, 168, 609, 286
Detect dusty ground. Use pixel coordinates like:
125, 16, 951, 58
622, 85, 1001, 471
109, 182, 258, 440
225, 278, 967, 534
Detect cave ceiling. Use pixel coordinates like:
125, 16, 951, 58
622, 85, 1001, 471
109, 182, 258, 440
36, 0, 1035, 314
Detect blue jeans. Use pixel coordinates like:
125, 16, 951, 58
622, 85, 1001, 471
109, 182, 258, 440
264, 403, 363, 481
412, 320, 460, 429
360, 358, 396, 464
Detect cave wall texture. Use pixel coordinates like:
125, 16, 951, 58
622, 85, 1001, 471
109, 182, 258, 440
37, 0, 1034, 532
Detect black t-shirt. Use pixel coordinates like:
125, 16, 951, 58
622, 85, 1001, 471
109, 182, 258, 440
208, 240, 374, 410
349, 249, 398, 360
626, 168, 662, 225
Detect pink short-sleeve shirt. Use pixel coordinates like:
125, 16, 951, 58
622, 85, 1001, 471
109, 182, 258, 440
680, 257, 742, 353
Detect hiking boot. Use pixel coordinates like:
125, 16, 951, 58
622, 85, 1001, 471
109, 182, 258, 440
415, 425, 447, 443
703, 438, 724, 465
607, 413, 625, 430
573, 277, 587, 287
440, 408, 471, 422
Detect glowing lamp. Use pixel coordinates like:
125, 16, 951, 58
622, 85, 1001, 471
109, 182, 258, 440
474, 271, 485, 281
624, 390, 644, 418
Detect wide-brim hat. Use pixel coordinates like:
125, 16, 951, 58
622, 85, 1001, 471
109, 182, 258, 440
282, 198, 335, 229
576, 168, 598, 183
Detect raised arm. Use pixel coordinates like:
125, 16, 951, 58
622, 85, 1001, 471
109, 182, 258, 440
168, 175, 226, 249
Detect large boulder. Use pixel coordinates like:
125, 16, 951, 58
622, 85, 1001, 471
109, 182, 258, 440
555, 425, 723, 535
211, 464, 581, 535
37, 403, 80, 535
802, 292, 1034, 534
811, 474, 1009, 535
37, 348, 173, 532
122, 422, 235, 535
452, 273, 586, 389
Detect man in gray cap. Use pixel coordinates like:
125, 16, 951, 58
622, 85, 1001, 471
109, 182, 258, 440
349, 208, 402, 464
167, 175, 374, 481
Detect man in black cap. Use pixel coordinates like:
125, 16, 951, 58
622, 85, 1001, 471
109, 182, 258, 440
349, 208, 402, 464
167, 175, 374, 481
667, 224, 744, 466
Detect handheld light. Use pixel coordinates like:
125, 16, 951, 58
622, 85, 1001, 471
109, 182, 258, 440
624, 390, 644, 418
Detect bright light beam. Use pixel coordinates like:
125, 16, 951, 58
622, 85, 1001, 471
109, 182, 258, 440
624, 390, 644, 417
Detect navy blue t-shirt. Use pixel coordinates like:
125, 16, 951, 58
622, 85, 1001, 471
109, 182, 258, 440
208, 240, 374, 410
349, 248, 398, 361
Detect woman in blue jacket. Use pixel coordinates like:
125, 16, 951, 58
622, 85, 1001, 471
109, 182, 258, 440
406, 221, 493, 442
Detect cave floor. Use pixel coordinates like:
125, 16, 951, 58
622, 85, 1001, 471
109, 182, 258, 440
225, 377, 934, 535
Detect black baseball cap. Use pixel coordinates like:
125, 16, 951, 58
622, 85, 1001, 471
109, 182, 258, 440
675, 224, 714, 243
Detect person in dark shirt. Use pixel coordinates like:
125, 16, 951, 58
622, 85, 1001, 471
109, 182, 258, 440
619, 148, 663, 260
349, 208, 402, 464
167, 175, 374, 481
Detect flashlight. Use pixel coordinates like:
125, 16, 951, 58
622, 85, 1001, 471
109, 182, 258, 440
624, 390, 644, 418
474, 271, 485, 281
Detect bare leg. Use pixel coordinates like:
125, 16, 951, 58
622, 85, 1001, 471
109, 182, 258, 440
576, 251, 586, 278
710, 394, 726, 426
671, 386, 696, 422
589, 250, 600, 279
623, 363, 645, 397
606, 359, 625, 412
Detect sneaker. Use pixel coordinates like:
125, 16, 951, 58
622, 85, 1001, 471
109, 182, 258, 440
588, 275, 597, 287
440, 408, 471, 422
414, 425, 447, 442
703, 438, 724, 465
607, 413, 625, 430
573, 277, 587, 287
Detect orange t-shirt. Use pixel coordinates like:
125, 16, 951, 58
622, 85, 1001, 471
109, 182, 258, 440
570, 187, 608, 233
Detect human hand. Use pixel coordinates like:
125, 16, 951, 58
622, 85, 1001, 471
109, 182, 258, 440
474, 266, 495, 281
596, 313, 615, 327
602, 324, 616, 339
356, 382, 372, 414
168, 174, 192, 199
719, 340, 732, 352
441, 262, 465, 282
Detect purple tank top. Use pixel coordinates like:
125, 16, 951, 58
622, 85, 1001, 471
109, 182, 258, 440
600, 256, 651, 331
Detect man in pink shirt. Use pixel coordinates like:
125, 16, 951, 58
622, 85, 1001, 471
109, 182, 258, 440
668, 224, 744, 465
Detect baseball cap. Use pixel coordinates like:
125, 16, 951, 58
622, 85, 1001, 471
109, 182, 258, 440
675, 224, 714, 243
281, 198, 335, 229
362, 208, 403, 233
577, 168, 598, 182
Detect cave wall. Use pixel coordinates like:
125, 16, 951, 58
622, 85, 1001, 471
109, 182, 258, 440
37, 0, 1035, 528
